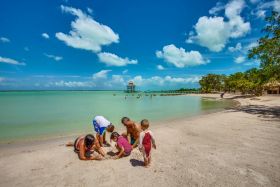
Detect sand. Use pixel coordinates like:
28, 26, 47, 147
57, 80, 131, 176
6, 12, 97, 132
0, 94, 279, 187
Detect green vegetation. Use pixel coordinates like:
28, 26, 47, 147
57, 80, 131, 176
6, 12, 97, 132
199, 11, 280, 95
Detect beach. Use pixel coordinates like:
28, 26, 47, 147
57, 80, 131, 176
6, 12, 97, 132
0, 94, 280, 187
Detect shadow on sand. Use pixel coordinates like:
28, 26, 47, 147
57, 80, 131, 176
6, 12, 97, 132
229, 104, 280, 120
130, 159, 144, 167
107, 151, 117, 157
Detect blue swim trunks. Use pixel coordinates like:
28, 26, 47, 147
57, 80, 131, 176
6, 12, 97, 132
130, 136, 135, 145
93, 120, 106, 135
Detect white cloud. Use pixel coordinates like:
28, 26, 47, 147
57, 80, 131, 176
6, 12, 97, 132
187, 16, 230, 52
97, 52, 138, 66
48, 80, 94, 88
228, 42, 242, 52
252, 0, 280, 19
157, 65, 165, 70
259, 0, 280, 12
244, 41, 258, 51
56, 5, 119, 53
92, 70, 111, 79
44, 74, 201, 89
187, 0, 250, 52
234, 56, 246, 63
0, 37, 10, 43
44, 53, 63, 61
275, 0, 280, 12
225, 0, 251, 38
129, 75, 201, 88
87, 7, 93, 14
156, 44, 207, 68
110, 75, 126, 86
42, 33, 50, 39
0, 56, 26, 65
209, 2, 225, 15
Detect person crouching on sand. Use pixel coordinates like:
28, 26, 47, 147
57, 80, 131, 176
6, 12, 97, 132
66, 134, 105, 160
93, 115, 115, 147
139, 119, 156, 167
121, 117, 141, 148
110, 132, 132, 159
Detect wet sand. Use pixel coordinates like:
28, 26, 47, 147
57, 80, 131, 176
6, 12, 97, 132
0, 94, 279, 186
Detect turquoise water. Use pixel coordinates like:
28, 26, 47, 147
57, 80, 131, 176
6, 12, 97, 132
0, 91, 233, 142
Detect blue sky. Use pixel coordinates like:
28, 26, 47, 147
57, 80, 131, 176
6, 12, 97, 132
0, 0, 279, 90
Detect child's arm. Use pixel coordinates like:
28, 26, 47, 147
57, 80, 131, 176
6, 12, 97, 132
114, 147, 125, 159
95, 141, 106, 157
132, 138, 139, 148
138, 132, 144, 151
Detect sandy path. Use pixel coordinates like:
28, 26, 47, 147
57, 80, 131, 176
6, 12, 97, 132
0, 95, 279, 187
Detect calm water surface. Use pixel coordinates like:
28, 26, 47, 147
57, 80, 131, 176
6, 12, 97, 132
0, 91, 234, 142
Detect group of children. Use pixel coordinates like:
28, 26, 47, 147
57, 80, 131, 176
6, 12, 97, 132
67, 116, 156, 167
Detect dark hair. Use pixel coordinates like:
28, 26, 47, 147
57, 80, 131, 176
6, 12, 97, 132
141, 119, 149, 130
84, 134, 95, 149
110, 132, 120, 140
107, 124, 115, 132
121, 117, 130, 124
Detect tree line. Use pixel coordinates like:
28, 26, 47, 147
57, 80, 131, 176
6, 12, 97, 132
199, 11, 280, 95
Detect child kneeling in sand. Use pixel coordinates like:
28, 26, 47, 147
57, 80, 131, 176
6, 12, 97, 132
110, 132, 132, 159
139, 119, 156, 167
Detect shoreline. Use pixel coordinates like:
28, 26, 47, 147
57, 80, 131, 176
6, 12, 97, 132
0, 94, 236, 146
0, 94, 279, 186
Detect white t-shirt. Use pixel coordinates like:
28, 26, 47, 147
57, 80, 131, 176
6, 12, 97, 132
94, 116, 111, 128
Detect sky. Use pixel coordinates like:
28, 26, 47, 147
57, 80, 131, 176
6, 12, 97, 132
0, 0, 279, 90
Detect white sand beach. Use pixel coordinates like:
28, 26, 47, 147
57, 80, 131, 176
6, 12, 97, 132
0, 94, 279, 187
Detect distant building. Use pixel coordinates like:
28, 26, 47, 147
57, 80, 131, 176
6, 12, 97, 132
263, 81, 280, 94
126, 81, 136, 93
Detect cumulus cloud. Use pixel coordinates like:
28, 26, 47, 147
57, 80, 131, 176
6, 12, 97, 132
187, 16, 230, 52
42, 33, 50, 39
47, 80, 95, 88
157, 65, 165, 70
56, 5, 119, 53
129, 75, 201, 88
97, 52, 138, 66
156, 44, 208, 68
187, 0, 250, 52
228, 42, 242, 52
44, 73, 201, 89
234, 55, 246, 63
0, 37, 10, 43
0, 56, 26, 65
44, 53, 63, 61
92, 70, 111, 79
